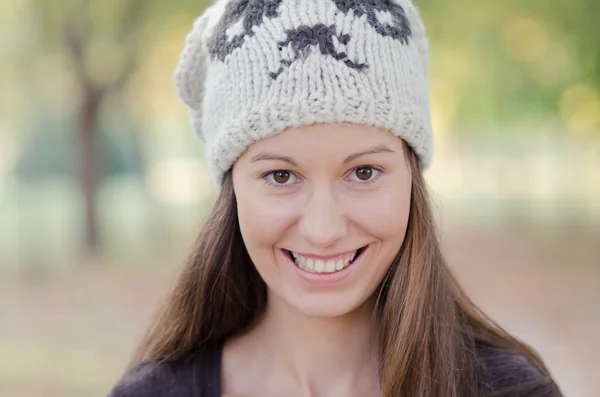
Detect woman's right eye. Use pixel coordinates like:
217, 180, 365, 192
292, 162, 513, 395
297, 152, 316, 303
265, 170, 298, 186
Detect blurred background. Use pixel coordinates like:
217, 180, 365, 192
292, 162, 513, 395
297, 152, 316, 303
0, 0, 598, 396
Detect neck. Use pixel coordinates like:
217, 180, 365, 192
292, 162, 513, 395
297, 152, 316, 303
245, 294, 380, 397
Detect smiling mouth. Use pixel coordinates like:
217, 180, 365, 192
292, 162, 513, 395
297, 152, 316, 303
284, 246, 366, 274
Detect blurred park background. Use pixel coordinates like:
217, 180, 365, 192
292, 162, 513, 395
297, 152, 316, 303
0, 0, 598, 396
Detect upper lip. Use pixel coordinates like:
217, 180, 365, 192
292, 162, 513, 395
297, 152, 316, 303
284, 247, 364, 261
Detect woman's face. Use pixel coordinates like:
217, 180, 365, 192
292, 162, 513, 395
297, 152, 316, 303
232, 123, 412, 318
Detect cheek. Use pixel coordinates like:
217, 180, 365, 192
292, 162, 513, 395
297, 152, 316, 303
236, 193, 301, 291
236, 193, 297, 252
347, 185, 411, 241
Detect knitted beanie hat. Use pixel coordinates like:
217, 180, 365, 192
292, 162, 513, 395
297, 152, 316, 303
175, 0, 433, 185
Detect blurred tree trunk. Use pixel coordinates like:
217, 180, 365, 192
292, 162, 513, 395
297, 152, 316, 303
62, 0, 144, 257
33, 0, 208, 258
78, 85, 104, 253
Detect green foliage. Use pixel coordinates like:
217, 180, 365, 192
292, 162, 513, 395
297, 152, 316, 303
19, 0, 600, 140
34, 0, 210, 89
417, 0, 600, 137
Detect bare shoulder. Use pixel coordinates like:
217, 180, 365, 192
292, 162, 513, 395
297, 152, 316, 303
107, 347, 221, 397
476, 344, 563, 397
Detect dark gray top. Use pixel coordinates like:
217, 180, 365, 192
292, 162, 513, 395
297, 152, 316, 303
108, 343, 561, 396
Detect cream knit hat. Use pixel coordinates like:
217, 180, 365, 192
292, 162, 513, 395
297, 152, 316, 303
175, 0, 433, 185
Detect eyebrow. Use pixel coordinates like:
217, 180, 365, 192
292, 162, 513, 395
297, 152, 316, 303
250, 153, 299, 166
342, 144, 395, 164
250, 144, 395, 166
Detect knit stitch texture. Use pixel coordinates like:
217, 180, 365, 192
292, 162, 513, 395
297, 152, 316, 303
175, 0, 433, 185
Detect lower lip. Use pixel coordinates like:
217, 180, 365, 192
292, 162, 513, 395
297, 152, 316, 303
282, 247, 367, 287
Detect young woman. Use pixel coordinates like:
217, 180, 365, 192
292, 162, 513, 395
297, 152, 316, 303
109, 0, 562, 396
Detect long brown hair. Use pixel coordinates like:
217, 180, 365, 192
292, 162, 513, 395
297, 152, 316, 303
130, 144, 555, 396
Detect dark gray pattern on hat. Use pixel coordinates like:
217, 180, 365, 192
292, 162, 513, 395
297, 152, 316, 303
207, 0, 283, 62
207, 0, 413, 63
269, 24, 367, 79
332, 0, 412, 43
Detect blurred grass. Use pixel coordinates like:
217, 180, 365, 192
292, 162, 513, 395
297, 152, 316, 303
0, 223, 598, 397
0, 263, 174, 397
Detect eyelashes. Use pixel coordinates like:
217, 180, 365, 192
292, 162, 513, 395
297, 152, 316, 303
261, 165, 384, 188
263, 170, 299, 186
347, 166, 382, 183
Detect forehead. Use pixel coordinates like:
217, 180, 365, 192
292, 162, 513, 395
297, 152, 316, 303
242, 123, 405, 156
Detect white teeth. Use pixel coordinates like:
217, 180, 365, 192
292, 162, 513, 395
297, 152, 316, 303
325, 260, 336, 272
315, 259, 325, 272
289, 249, 361, 274
298, 258, 306, 269
296, 254, 306, 268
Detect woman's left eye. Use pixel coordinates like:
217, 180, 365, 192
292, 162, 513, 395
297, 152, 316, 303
264, 170, 298, 186
347, 166, 381, 183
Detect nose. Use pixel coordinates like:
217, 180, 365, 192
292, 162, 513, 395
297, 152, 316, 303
298, 185, 347, 249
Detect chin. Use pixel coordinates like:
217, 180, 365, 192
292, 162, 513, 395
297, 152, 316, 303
283, 291, 367, 319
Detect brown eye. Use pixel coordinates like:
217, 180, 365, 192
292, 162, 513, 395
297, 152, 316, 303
273, 170, 291, 184
355, 167, 373, 181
